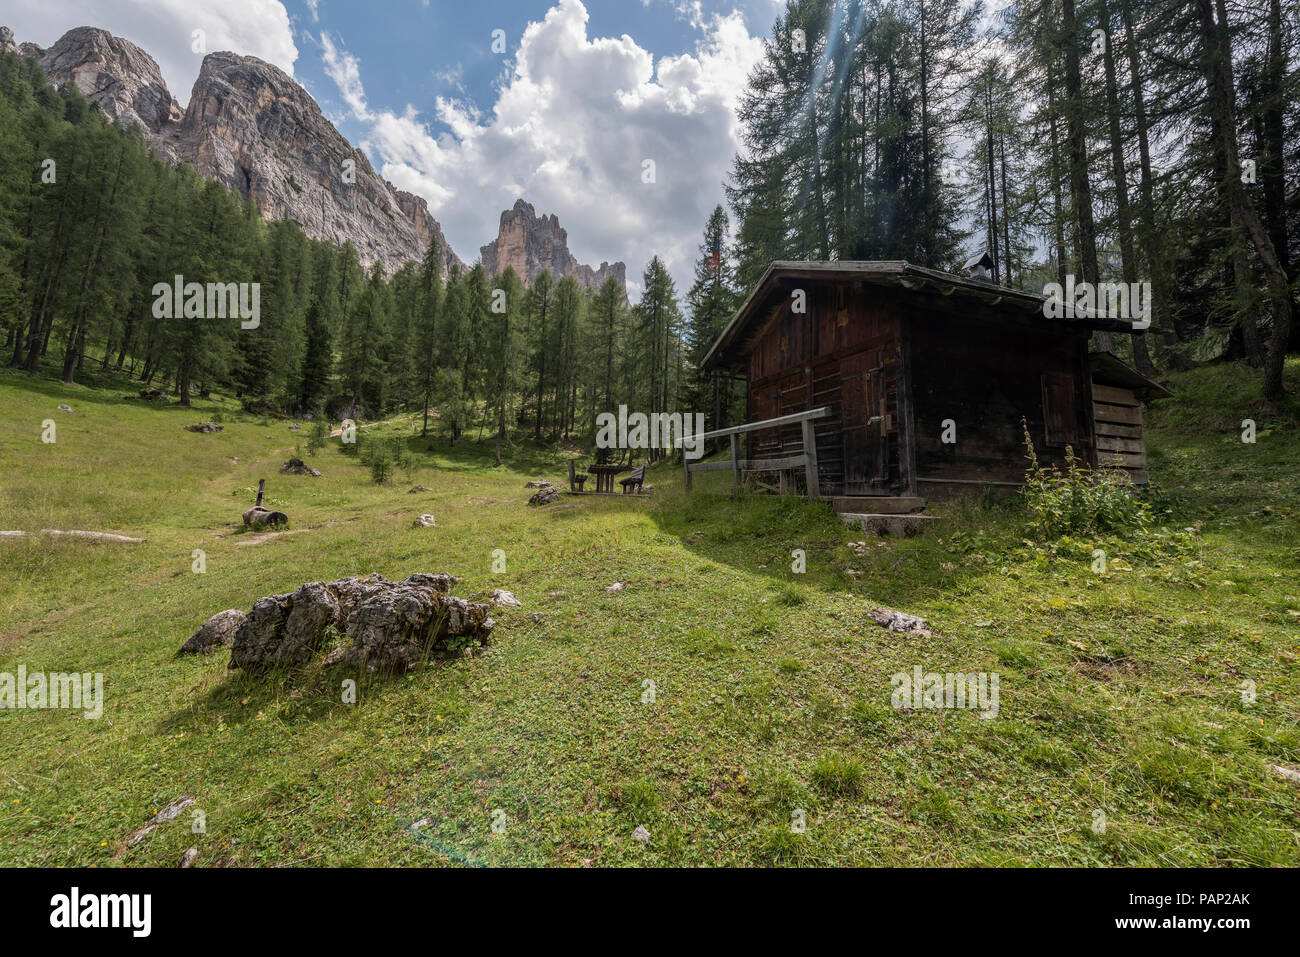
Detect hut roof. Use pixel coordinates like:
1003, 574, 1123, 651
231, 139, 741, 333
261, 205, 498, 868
701, 260, 1138, 372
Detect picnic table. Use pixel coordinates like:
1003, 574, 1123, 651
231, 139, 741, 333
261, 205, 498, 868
586, 463, 630, 493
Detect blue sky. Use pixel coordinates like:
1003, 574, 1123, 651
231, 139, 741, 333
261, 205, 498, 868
295, 0, 780, 144
8, 0, 787, 295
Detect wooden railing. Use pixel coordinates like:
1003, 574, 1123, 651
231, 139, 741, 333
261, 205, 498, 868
683, 407, 831, 500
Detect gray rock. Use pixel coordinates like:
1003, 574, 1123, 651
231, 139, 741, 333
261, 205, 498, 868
180, 847, 199, 868
280, 457, 321, 476
632, 825, 651, 844
185, 422, 223, 433
489, 589, 522, 607
224, 573, 483, 675
528, 486, 561, 506
178, 609, 246, 655
412, 514, 437, 527
866, 608, 934, 637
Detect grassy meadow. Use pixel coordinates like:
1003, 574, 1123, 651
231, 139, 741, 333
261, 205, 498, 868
0, 361, 1298, 866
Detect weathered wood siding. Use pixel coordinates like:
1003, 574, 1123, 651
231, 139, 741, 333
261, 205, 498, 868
1091, 381, 1148, 484
745, 281, 902, 495
907, 308, 1093, 490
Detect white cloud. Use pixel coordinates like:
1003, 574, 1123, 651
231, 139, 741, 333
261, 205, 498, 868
335, 0, 764, 296
320, 32, 372, 122
4, 0, 298, 104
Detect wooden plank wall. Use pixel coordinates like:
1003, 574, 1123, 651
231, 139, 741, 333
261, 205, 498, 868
744, 281, 901, 495
909, 310, 1091, 487
1092, 382, 1148, 484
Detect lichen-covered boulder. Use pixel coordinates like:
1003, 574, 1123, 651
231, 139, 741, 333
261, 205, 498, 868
177, 609, 246, 655
528, 486, 561, 506
280, 458, 321, 476
227, 582, 338, 671
222, 573, 482, 675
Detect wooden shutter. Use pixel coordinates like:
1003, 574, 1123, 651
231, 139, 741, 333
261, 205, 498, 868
1041, 372, 1078, 447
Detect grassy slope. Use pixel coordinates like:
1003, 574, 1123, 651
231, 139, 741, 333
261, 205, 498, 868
0, 361, 1297, 867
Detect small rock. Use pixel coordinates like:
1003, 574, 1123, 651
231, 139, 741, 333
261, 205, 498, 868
180, 847, 199, 868
531, 613, 546, 624
289, 423, 300, 431
528, 486, 561, 506
178, 609, 247, 655
632, 825, 651, 844
408, 485, 432, 494
490, 589, 522, 608
185, 422, 223, 433
57, 403, 74, 413
605, 581, 627, 593
1270, 764, 1300, 785
866, 608, 933, 637
280, 458, 321, 476
413, 514, 438, 528
127, 797, 195, 846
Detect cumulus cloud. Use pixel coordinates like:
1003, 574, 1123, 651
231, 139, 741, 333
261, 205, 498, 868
336, 0, 764, 295
4, 0, 298, 104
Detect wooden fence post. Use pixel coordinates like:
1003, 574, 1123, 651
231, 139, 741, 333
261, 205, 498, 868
801, 419, 820, 500
730, 434, 741, 496
256, 479, 266, 507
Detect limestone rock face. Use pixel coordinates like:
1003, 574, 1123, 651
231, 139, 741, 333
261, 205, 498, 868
28, 26, 184, 161
481, 199, 625, 290
177, 52, 463, 274
5, 27, 618, 280
4, 25, 462, 274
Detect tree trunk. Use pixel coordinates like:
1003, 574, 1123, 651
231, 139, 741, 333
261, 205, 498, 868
1196, 0, 1292, 396
1062, 0, 1108, 352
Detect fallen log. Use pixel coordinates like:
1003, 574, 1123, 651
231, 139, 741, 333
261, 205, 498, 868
1, 529, 146, 543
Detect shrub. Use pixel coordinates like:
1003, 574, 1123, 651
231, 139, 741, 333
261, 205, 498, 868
1020, 419, 1151, 538
307, 419, 329, 456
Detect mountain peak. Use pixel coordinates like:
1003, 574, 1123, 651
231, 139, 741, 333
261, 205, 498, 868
482, 200, 624, 289
4, 23, 461, 274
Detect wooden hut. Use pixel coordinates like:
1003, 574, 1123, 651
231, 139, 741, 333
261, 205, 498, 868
698, 261, 1170, 512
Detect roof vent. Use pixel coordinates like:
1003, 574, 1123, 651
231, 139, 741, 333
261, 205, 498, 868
964, 251, 995, 283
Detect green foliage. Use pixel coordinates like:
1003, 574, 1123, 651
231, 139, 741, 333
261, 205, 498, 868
1020, 421, 1151, 539
306, 419, 329, 456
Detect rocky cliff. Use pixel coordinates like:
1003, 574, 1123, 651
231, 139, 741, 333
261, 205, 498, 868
4, 26, 184, 161
3, 25, 622, 285
3, 24, 461, 274
481, 199, 625, 290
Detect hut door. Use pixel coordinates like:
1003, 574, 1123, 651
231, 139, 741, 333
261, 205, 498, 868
840, 350, 887, 495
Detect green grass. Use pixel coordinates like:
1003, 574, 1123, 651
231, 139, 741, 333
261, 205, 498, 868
0, 359, 1298, 867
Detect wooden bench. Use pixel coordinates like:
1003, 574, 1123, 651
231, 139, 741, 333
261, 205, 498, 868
619, 464, 647, 494
568, 459, 588, 492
